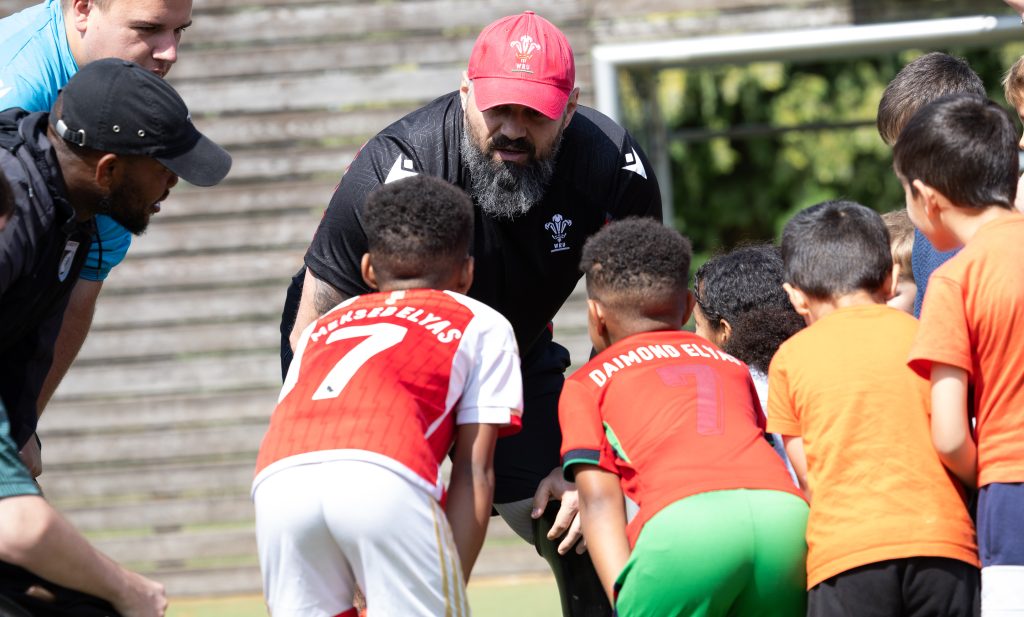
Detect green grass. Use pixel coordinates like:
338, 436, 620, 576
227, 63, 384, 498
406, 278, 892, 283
468, 575, 561, 616
168, 575, 561, 617
169, 595, 265, 617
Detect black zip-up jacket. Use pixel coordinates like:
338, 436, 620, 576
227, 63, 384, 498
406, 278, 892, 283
0, 109, 92, 449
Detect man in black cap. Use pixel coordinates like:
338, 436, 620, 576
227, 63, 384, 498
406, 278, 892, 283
0, 58, 230, 616
0, 57, 231, 453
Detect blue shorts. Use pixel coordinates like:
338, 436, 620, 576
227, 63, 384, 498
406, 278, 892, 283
978, 482, 1024, 615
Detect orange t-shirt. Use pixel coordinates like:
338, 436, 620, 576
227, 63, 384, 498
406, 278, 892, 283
909, 214, 1024, 487
767, 304, 978, 589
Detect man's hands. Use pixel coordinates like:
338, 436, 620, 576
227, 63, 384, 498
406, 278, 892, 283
18, 436, 42, 478
112, 570, 167, 617
530, 467, 586, 555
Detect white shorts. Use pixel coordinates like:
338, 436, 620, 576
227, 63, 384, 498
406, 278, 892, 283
982, 566, 1024, 616
254, 459, 469, 617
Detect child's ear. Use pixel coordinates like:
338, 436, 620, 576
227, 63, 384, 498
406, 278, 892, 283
360, 253, 379, 290
719, 318, 733, 343
912, 179, 946, 219
887, 264, 901, 301
683, 290, 697, 324
587, 298, 606, 334
455, 256, 474, 294
587, 298, 611, 351
782, 283, 812, 324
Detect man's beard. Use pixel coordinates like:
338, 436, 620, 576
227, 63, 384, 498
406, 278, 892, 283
460, 123, 562, 220
96, 178, 152, 236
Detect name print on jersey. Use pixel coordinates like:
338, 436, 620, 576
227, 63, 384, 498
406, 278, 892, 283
310, 302, 463, 345
588, 341, 743, 388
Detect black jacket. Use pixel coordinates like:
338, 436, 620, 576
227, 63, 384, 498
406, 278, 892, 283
0, 109, 92, 449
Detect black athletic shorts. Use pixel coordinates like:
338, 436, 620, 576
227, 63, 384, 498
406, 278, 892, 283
807, 557, 979, 617
279, 270, 572, 505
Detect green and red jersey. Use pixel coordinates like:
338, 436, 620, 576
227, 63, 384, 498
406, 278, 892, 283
559, 330, 803, 547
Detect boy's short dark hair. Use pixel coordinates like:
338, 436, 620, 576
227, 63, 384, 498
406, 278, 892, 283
694, 244, 803, 373
362, 175, 474, 280
782, 200, 892, 300
580, 218, 691, 311
893, 94, 1018, 210
877, 52, 986, 146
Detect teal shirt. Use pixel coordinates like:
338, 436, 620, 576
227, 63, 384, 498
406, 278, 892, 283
0, 0, 78, 113
0, 401, 40, 499
0, 0, 133, 281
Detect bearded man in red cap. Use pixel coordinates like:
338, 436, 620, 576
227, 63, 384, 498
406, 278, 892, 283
278, 12, 662, 616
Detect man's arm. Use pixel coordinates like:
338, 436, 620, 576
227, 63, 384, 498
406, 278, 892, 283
20, 280, 101, 477
288, 268, 345, 352
445, 422, 499, 580
36, 279, 102, 414
574, 465, 629, 605
0, 400, 165, 617
37, 215, 133, 414
930, 363, 976, 488
783, 436, 810, 500
0, 495, 167, 617
289, 132, 413, 354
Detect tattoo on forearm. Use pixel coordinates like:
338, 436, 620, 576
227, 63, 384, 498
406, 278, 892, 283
313, 280, 344, 315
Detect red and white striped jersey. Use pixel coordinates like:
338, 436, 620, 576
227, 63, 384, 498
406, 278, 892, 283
254, 288, 523, 500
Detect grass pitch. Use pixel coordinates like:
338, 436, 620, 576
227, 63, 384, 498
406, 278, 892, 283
168, 574, 561, 616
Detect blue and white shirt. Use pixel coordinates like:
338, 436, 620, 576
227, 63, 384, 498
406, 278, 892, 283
0, 0, 133, 281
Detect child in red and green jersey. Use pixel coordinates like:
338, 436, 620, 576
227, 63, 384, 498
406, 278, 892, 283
560, 218, 808, 617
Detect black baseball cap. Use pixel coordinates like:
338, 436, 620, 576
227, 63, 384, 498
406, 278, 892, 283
50, 58, 232, 187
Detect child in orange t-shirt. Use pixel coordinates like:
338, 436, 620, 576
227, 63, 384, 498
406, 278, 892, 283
1002, 54, 1024, 213
767, 199, 979, 616
562, 219, 807, 616
896, 94, 1024, 615
881, 209, 916, 314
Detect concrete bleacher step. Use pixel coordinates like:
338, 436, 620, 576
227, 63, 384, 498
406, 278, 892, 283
156, 180, 339, 218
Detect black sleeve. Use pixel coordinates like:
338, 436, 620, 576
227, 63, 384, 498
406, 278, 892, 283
303, 135, 420, 298
607, 131, 662, 223
0, 175, 32, 295
0, 222, 28, 296
0, 162, 51, 448
0, 299, 65, 449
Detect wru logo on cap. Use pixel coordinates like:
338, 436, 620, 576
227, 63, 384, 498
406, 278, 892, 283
510, 35, 541, 73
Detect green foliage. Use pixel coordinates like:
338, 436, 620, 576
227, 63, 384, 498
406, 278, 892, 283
621, 42, 1024, 256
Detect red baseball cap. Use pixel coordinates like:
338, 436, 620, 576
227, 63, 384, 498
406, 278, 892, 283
467, 11, 575, 121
